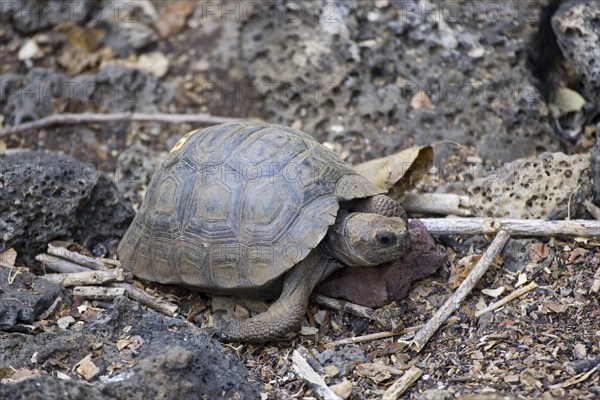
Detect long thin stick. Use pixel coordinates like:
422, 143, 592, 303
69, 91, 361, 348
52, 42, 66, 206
474, 281, 539, 317
325, 325, 422, 348
382, 366, 423, 400
409, 231, 510, 352
401, 193, 473, 217
48, 244, 107, 270
0, 112, 245, 138
311, 294, 374, 319
418, 218, 600, 237
110, 282, 179, 317
36, 254, 90, 273
41, 268, 129, 287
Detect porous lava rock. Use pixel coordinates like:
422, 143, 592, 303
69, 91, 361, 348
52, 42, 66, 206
0, 150, 134, 264
468, 152, 591, 219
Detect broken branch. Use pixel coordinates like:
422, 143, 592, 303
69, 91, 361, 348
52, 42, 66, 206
292, 349, 342, 400
41, 268, 129, 287
36, 254, 90, 273
311, 294, 374, 319
0, 112, 244, 138
409, 231, 510, 352
47, 244, 108, 270
475, 281, 539, 318
73, 286, 127, 300
325, 325, 422, 348
401, 193, 473, 216
110, 282, 179, 317
382, 366, 423, 400
419, 218, 600, 237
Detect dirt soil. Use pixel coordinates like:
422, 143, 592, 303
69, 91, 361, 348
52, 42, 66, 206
1, 1, 599, 399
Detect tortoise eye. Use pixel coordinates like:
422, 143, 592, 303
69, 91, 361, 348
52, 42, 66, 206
376, 232, 396, 247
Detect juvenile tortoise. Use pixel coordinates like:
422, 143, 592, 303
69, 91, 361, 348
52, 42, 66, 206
117, 121, 410, 343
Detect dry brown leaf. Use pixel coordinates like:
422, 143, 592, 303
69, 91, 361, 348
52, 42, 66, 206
530, 243, 550, 261
481, 287, 505, 298
449, 254, 481, 289
356, 363, 403, 384
154, 1, 194, 38
0, 248, 17, 267
75, 354, 100, 380
542, 301, 567, 314
55, 22, 104, 52
354, 146, 433, 198
410, 90, 434, 110
568, 247, 587, 264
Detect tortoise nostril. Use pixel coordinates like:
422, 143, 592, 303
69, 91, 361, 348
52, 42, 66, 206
376, 232, 396, 246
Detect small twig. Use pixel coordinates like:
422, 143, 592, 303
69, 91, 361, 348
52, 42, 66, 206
409, 231, 510, 352
41, 268, 130, 287
0, 112, 244, 138
418, 218, 600, 237
325, 325, 422, 348
98, 258, 122, 268
591, 265, 600, 294
48, 244, 108, 270
110, 282, 179, 317
73, 286, 127, 300
291, 350, 342, 400
311, 294, 374, 318
401, 193, 473, 217
475, 281, 539, 317
548, 362, 600, 390
382, 366, 423, 400
36, 254, 90, 273
38, 296, 63, 320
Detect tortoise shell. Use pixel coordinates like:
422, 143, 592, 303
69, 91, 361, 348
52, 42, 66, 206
117, 121, 384, 294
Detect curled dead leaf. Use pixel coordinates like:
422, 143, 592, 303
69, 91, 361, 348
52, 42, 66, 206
354, 146, 433, 199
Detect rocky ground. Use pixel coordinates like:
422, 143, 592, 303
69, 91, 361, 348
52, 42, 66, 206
1, 1, 599, 399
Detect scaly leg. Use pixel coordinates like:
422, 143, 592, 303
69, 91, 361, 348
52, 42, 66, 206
220, 250, 327, 343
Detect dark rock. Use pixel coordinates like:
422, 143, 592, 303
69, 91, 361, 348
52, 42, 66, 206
501, 239, 545, 273
87, 1, 157, 58
0, 266, 62, 331
2, 65, 174, 126
316, 219, 447, 308
115, 144, 165, 206
552, 0, 600, 106
316, 344, 368, 377
593, 122, 600, 205
0, 150, 134, 265
417, 389, 454, 400
0, 297, 261, 399
0, 376, 106, 400
8, 0, 98, 35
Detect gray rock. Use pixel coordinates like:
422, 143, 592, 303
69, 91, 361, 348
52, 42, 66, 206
2, 65, 174, 126
226, 0, 560, 163
316, 344, 368, 376
0, 266, 62, 331
501, 239, 545, 273
417, 389, 454, 400
8, 0, 96, 34
0, 151, 134, 264
468, 152, 591, 219
92, 2, 158, 58
0, 297, 261, 399
553, 0, 600, 106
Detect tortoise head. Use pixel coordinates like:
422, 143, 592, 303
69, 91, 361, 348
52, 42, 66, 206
327, 212, 410, 267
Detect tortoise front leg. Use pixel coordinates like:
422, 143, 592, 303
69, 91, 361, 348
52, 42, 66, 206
220, 251, 325, 343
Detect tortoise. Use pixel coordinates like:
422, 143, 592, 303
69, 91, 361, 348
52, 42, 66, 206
117, 121, 410, 343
